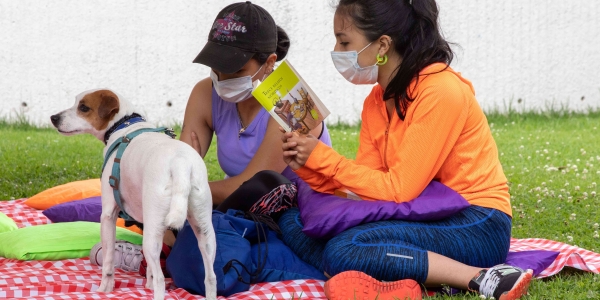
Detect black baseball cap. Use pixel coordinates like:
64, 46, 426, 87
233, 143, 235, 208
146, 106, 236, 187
193, 1, 277, 74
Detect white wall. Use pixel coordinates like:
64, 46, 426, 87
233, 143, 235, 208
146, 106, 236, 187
1, 0, 599, 126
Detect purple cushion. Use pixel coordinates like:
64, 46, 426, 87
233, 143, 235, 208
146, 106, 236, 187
296, 180, 470, 239
505, 250, 559, 276
42, 196, 102, 223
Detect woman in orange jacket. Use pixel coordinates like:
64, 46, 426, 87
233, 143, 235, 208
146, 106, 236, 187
280, 0, 533, 299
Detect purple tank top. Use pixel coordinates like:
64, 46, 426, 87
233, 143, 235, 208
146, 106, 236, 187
211, 88, 331, 177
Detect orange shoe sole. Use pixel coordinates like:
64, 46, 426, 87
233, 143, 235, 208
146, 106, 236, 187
498, 269, 533, 300
324, 271, 422, 300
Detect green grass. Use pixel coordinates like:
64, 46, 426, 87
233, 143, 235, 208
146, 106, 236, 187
0, 121, 360, 200
1, 112, 599, 299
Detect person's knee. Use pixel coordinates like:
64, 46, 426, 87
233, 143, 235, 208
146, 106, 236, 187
322, 224, 429, 282
278, 208, 302, 234
251, 170, 291, 184
279, 208, 326, 271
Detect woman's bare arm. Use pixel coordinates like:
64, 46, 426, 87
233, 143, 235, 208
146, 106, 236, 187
180, 78, 214, 158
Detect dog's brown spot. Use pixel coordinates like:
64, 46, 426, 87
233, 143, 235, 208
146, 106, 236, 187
78, 90, 120, 131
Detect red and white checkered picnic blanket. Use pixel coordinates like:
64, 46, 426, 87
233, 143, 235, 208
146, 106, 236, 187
0, 257, 325, 299
1, 199, 53, 228
0, 199, 326, 299
1, 199, 599, 299
509, 237, 600, 277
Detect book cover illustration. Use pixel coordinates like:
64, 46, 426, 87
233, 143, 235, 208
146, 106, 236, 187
252, 60, 330, 134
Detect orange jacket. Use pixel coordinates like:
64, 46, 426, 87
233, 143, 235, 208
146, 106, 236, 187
296, 63, 511, 217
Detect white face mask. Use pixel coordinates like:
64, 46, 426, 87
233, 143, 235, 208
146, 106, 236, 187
211, 65, 264, 103
331, 42, 378, 85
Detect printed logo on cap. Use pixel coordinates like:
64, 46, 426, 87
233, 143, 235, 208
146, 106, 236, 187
212, 11, 247, 42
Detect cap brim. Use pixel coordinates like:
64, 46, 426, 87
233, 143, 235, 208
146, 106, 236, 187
193, 41, 255, 74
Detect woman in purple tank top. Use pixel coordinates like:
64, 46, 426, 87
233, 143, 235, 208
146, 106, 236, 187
180, 2, 331, 215
92, 3, 332, 285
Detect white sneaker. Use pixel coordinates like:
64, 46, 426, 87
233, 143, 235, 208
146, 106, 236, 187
90, 240, 143, 272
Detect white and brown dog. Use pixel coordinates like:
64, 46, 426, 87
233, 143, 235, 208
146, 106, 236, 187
50, 89, 217, 300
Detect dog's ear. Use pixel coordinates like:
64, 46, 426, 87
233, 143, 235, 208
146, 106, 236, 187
98, 91, 120, 119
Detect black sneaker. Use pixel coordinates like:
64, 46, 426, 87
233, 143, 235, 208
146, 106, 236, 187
470, 264, 533, 300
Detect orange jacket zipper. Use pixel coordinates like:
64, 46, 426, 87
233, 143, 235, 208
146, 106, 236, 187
383, 121, 390, 170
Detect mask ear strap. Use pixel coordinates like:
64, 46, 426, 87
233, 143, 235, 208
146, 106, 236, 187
357, 42, 373, 54
251, 64, 265, 78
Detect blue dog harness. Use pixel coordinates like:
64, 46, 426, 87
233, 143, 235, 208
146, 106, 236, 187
102, 115, 176, 222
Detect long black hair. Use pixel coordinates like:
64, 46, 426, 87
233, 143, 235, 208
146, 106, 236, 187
336, 0, 454, 120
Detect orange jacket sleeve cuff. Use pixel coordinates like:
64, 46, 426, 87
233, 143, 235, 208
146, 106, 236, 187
304, 141, 343, 175
293, 141, 342, 193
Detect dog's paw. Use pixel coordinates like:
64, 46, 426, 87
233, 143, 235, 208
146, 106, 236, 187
152, 287, 166, 300
145, 279, 153, 289
97, 279, 115, 293
204, 295, 218, 300
146, 270, 154, 290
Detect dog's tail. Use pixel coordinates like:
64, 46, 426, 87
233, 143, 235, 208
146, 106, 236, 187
164, 157, 191, 230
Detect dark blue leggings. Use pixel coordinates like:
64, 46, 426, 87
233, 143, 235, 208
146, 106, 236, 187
278, 206, 511, 283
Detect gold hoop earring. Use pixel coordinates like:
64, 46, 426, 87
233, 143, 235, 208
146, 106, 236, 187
376, 54, 388, 66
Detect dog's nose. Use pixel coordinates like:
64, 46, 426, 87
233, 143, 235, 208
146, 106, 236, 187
50, 114, 61, 126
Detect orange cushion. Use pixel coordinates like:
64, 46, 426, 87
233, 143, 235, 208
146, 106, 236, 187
116, 218, 143, 235
24, 179, 101, 210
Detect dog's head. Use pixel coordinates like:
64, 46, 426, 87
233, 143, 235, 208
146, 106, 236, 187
51, 89, 130, 141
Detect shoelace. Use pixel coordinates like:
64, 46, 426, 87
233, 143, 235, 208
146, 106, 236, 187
479, 268, 502, 297
116, 243, 143, 272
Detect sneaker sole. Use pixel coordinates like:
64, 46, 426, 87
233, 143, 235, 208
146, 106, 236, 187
499, 269, 533, 300
89, 242, 103, 266
324, 271, 422, 300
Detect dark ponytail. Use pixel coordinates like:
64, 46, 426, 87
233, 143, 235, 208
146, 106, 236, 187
254, 25, 290, 63
274, 25, 290, 61
336, 0, 454, 120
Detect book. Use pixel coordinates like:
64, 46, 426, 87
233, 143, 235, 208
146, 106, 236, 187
252, 60, 330, 134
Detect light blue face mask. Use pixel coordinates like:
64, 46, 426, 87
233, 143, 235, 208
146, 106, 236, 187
210, 65, 264, 103
330, 42, 378, 85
